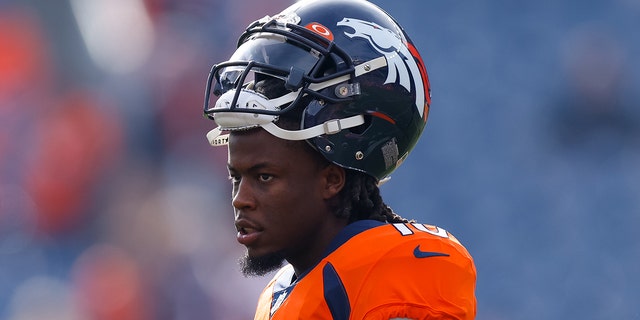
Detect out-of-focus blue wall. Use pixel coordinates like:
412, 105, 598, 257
373, 0, 640, 319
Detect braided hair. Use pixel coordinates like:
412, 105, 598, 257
334, 169, 411, 224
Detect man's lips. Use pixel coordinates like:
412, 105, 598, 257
235, 219, 262, 246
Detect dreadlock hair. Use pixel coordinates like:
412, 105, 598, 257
254, 76, 412, 224
335, 169, 411, 224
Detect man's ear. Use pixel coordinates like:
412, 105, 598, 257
321, 164, 345, 200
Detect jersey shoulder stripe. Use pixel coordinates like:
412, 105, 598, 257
322, 262, 349, 320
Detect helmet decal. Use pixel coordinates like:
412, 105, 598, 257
407, 41, 431, 122
305, 22, 334, 41
337, 18, 426, 118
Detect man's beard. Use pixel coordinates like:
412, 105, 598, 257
240, 250, 286, 277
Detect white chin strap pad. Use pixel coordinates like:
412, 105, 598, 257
211, 88, 282, 129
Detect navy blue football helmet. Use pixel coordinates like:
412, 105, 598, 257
204, 0, 431, 181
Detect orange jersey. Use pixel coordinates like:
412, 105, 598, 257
253, 220, 477, 319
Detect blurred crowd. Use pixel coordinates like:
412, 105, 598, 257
1, 0, 639, 319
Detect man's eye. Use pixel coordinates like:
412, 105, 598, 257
258, 174, 273, 182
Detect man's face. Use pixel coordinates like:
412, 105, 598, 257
227, 128, 343, 276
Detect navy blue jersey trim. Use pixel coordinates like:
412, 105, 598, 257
324, 219, 384, 255
323, 262, 350, 320
295, 220, 384, 283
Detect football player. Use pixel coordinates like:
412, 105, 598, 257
202, 0, 477, 319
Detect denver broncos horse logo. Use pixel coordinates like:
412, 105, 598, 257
337, 18, 427, 118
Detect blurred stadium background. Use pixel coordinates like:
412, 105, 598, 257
1, 0, 639, 319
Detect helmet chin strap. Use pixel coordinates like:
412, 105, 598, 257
206, 114, 365, 146
206, 55, 387, 146
263, 115, 364, 140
